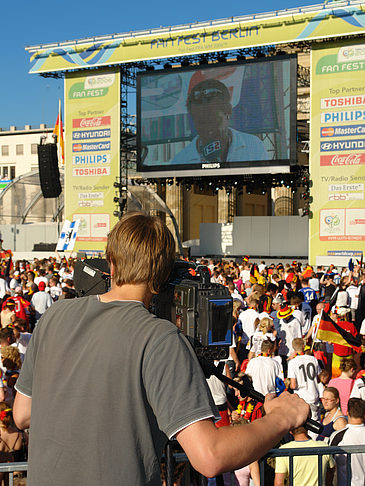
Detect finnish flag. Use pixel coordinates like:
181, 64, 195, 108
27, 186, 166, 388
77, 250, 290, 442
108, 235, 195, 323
57, 220, 80, 251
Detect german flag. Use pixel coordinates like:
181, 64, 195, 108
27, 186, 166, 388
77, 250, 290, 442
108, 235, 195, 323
302, 265, 313, 279
250, 264, 260, 284
316, 312, 362, 352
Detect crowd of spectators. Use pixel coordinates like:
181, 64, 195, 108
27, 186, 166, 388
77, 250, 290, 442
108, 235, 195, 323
0, 255, 76, 481
200, 257, 365, 485
0, 253, 364, 484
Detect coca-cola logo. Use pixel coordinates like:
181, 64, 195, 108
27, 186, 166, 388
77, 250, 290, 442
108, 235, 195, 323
72, 116, 111, 129
321, 153, 365, 166
330, 154, 361, 165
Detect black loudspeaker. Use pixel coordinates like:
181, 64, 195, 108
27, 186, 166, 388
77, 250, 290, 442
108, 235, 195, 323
37, 143, 62, 198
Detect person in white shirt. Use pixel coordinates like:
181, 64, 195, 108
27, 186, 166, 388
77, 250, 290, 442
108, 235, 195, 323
30, 281, 53, 325
238, 295, 260, 360
245, 340, 282, 396
258, 261, 266, 274
277, 304, 302, 376
308, 272, 320, 296
9, 271, 19, 296
239, 265, 250, 284
350, 372, 365, 401
243, 281, 252, 297
248, 316, 276, 359
0, 277, 10, 300
47, 277, 63, 301
329, 398, 365, 486
34, 270, 48, 288
347, 279, 360, 323
290, 295, 306, 333
287, 338, 321, 420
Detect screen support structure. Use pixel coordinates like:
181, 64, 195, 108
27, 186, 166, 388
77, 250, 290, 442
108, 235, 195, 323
115, 66, 137, 218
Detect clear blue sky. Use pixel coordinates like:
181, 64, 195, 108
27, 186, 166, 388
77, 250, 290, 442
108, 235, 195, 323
1, 0, 321, 130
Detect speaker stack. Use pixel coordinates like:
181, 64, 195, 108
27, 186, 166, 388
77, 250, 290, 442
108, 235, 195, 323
37, 143, 62, 198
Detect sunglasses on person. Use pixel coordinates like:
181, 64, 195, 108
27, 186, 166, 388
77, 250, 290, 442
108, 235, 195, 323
189, 87, 226, 104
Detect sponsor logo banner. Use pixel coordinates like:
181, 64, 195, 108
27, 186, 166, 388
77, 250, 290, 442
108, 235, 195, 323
84, 73, 115, 90
72, 129, 111, 140
78, 192, 104, 199
320, 125, 365, 137
337, 45, 365, 63
328, 183, 364, 192
72, 142, 111, 152
320, 139, 365, 151
328, 250, 363, 257
72, 167, 111, 176
328, 192, 363, 201
72, 154, 110, 165
68, 75, 113, 99
320, 95, 365, 109
72, 116, 111, 128
320, 153, 365, 166
78, 200, 105, 207
320, 110, 365, 123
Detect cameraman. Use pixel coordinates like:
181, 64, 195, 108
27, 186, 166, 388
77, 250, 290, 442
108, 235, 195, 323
13, 212, 309, 485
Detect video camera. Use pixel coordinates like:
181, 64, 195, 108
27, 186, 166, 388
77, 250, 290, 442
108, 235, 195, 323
74, 258, 232, 360
151, 260, 233, 361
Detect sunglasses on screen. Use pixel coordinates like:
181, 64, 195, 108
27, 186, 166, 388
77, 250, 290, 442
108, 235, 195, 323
189, 87, 227, 104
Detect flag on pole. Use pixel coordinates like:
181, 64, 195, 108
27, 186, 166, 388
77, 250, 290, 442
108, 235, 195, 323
56, 220, 80, 251
53, 99, 64, 164
316, 311, 362, 352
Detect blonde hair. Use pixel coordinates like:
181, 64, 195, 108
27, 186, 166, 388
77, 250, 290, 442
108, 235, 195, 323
106, 212, 176, 294
232, 300, 242, 318
1, 346, 22, 370
259, 317, 274, 335
247, 293, 260, 307
292, 338, 305, 351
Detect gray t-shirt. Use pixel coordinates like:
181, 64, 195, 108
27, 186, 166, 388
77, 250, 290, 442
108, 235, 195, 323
16, 295, 218, 485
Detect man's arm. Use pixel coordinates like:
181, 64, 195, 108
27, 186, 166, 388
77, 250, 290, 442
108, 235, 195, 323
13, 392, 31, 429
274, 473, 286, 486
290, 378, 297, 390
176, 392, 309, 478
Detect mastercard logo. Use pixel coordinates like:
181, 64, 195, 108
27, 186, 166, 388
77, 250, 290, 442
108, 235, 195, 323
73, 144, 83, 152
321, 127, 335, 137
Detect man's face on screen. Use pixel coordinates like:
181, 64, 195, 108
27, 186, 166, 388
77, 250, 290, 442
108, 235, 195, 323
190, 98, 231, 141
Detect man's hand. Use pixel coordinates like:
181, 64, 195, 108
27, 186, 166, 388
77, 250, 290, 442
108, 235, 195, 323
264, 392, 310, 430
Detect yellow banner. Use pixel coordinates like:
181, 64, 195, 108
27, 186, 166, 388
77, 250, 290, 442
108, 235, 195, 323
29, 4, 365, 73
65, 68, 120, 255
309, 40, 365, 265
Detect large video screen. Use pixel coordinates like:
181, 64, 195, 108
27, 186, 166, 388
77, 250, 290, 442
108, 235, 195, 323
137, 55, 297, 177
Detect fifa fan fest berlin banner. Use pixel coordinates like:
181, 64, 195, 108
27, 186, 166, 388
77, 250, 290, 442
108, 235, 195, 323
309, 41, 365, 265
28, 4, 365, 74
64, 68, 120, 255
